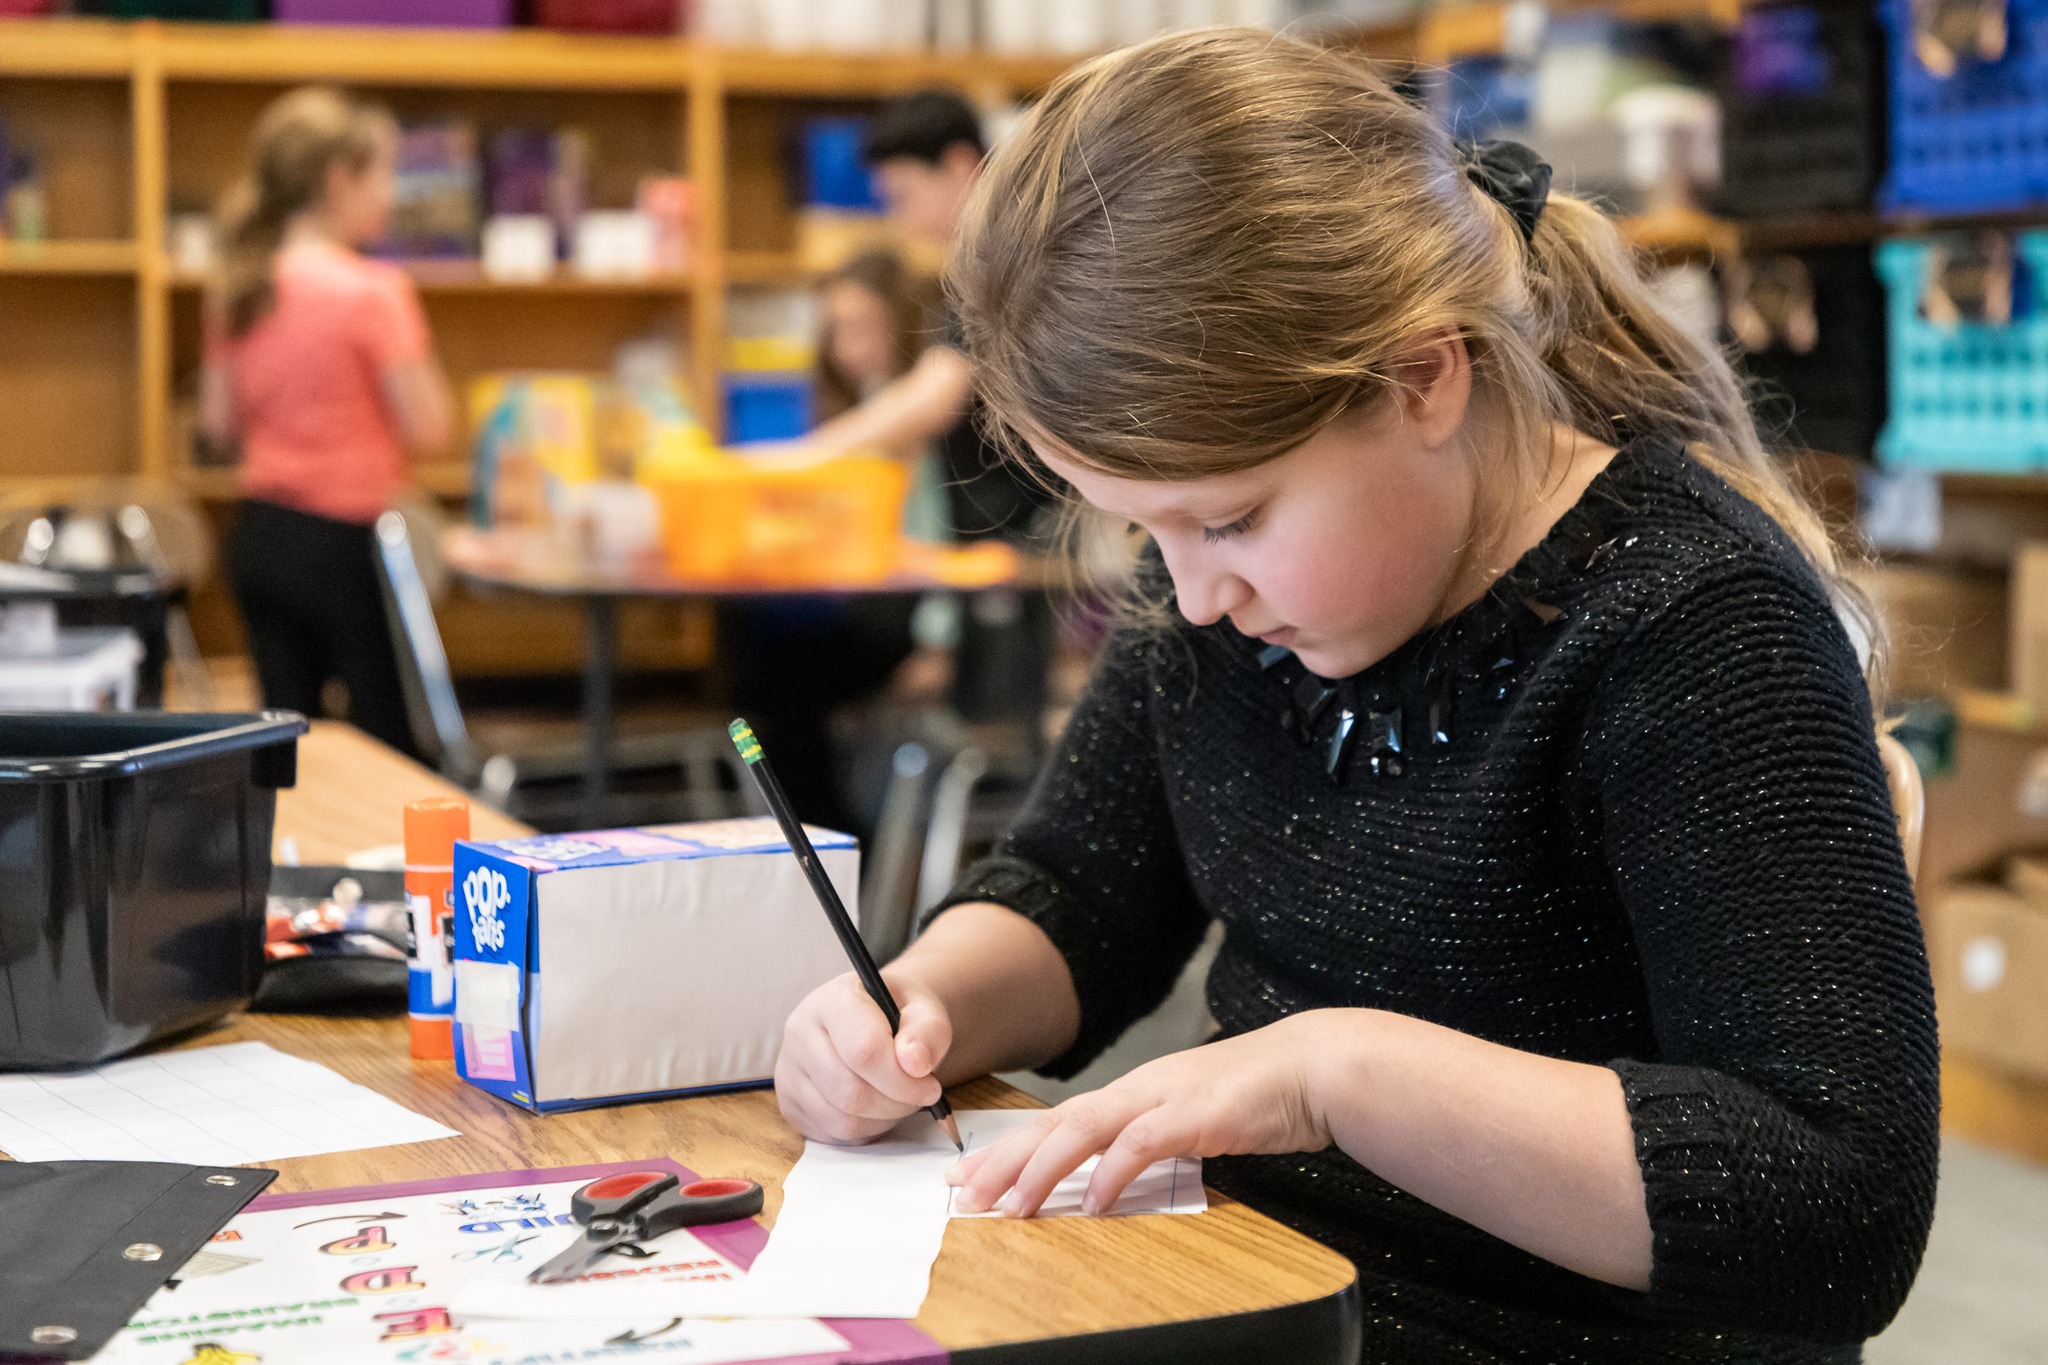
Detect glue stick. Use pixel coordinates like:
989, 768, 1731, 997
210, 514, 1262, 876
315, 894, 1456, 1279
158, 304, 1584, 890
404, 797, 469, 1060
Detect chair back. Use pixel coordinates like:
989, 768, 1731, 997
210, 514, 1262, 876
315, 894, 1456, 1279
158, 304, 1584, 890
860, 742, 934, 962
373, 510, 476, 779
1877, 731, 1925, 884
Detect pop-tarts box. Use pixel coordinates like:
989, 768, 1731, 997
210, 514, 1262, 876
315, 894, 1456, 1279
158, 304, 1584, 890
450, 818, 856, 1113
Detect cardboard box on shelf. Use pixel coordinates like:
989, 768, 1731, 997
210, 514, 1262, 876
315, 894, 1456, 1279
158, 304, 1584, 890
1853, 562, 2009, 699
2010, 543, 2048, 716
1920, 692, 2048, 894
1928, 879, 2048, 1082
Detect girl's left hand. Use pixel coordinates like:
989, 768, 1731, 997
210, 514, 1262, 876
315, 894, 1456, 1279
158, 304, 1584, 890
946, 1013, 1335, 1218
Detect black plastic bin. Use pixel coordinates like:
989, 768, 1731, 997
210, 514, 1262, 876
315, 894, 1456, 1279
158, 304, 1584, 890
1736, 244, 1888, 460
0, 711, 307, 1071
1718, 0, 1884, 217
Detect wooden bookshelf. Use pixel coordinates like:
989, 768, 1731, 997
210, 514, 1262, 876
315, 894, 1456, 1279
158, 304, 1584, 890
0, 17, 1087, 672
0, 239, 140, 273
0, 16, 1081, 507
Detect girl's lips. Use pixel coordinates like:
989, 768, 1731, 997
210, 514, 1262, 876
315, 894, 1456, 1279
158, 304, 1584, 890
1255, 627, 1296, 646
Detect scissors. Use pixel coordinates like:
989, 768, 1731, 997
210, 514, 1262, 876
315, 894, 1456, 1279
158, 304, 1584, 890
528, 1170, 765, 1285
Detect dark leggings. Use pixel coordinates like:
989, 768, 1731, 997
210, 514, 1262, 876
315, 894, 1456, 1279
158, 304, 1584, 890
227, 499, 417, 759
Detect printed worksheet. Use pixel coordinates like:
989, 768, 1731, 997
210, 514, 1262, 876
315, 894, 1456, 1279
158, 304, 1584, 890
92, 1161, 939, 1365
0, 1043, 457, 1165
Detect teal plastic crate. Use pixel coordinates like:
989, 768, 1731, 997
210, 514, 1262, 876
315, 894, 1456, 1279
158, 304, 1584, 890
1877, 232, 2048, 473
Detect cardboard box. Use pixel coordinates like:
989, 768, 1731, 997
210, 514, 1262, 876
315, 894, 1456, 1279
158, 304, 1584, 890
1918, 692, 2048, 894
1928, 880, 2048, 1081
1853, 562, 2009, 699
2011, 543, 2048, 716
451, 819, 856, 1114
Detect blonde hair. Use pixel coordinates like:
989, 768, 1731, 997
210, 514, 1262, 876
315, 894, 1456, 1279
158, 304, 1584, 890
214, 86, 394, 338
950, 30, 1875, 682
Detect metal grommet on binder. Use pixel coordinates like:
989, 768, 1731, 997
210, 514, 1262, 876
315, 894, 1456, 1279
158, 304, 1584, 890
122, 1243, 164, 1262
31, 1326, 79, 1345
205, 1174, 239, 1186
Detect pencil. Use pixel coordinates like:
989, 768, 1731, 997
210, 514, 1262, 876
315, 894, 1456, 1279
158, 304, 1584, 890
728, 717, 963, 1153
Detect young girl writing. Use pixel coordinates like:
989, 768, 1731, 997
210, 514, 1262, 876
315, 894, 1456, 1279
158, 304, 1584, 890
774, 30, 1938, 1364
203, 87, 454, 756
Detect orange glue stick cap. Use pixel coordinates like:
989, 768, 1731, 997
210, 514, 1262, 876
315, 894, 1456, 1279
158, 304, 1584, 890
404, 797, 470, 866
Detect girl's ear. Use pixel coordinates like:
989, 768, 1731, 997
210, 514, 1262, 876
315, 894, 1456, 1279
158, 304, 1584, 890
1396, 332, 1474, 450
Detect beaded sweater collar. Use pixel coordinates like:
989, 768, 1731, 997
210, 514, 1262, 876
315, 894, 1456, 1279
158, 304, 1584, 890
1253, 436, 1663, 783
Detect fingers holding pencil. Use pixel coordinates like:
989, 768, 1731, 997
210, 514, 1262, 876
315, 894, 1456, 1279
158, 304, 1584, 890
731, 717, 964, 1152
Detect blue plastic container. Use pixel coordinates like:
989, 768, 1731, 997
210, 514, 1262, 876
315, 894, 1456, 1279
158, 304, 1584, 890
1881, 0, 2048, 212
1877, 232, 2048, 472
1434, 58, 1533, 143
799, 117, 883, 212
724, 373, 814, 444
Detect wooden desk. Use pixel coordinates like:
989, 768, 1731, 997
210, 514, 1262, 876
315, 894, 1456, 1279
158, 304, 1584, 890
274, 720, 531, 864
236, 725, 1362, 1361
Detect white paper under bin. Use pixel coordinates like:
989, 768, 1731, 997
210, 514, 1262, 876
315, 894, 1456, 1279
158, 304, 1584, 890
451, 819, 856, 1113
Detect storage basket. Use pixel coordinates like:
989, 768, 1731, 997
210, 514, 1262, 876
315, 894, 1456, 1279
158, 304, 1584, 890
1719, 0, 1883, 216
530, 0, 681, 32
649, 455, 907, 586
723, 371, 813, 444
1877, 231, 2048, 471
74, 0, 267, 17
275, 0, 509, 24
0, 711, 306, 1070
1432, 57, 1533, 143
1738, 245, 1888, 458
1881, 0, 2048, 212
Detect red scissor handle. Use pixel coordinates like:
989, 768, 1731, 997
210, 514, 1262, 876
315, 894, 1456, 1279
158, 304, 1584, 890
641, 1177, 765, 1234
573, 1171, 677, 1227
570, 1171, 764, 1239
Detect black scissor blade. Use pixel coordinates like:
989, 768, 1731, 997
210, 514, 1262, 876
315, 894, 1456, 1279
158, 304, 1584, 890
528, 1228, 629, 1285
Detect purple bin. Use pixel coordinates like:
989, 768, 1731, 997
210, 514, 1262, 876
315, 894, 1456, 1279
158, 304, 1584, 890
273, 0, 511, 25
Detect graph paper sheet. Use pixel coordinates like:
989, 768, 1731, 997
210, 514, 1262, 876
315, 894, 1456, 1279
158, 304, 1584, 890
0, 1041, 459, 1164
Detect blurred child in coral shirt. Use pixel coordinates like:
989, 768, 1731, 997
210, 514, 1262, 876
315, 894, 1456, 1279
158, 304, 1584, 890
203, 86, 454, 756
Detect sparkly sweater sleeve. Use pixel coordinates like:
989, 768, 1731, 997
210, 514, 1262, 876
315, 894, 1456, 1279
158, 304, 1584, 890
1582, 562, 1939, 1342
927, 624, 1210, 1078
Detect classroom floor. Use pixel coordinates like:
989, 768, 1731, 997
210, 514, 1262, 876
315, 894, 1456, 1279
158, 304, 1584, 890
1869, 1138, 2048, 1364
1007, 933, 2048, 1363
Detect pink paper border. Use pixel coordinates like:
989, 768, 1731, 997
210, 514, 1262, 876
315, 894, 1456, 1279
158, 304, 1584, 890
250, 1160, 946, 1364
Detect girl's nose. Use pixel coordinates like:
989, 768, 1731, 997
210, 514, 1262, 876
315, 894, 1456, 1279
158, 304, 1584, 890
1172, 562, 1254, 629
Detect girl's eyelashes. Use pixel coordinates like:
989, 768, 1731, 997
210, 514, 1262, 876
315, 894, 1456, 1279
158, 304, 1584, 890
1201, 509, 1260, 544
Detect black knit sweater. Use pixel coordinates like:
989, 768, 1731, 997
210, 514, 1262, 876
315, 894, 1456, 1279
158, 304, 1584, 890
934, 438, 1940, 1364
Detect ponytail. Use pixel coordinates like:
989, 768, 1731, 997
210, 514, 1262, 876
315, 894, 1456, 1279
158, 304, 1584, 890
212, 86, 392, 338
1516, 193, 1881, 691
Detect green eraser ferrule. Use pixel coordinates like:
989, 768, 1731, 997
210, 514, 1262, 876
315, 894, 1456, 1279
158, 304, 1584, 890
728, 719, 763, 765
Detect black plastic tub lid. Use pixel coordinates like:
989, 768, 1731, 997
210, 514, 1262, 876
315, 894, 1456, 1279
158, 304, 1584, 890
0, 711, 309, 783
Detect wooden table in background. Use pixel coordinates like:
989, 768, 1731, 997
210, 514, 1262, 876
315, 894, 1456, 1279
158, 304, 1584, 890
222, 723, 1362, 1361
442, 525, 1038, 828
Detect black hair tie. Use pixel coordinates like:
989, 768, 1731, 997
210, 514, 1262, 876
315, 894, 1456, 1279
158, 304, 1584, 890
1457, 138, 1552, 244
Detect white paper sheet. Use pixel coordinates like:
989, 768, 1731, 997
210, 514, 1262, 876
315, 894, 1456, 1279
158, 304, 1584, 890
458, 1108, 1203, 1324
0, 1041, 459, 1164
946, 1107, 1206, 1219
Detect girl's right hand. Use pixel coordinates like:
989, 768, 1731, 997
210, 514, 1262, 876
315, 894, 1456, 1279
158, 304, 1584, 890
775, 970, 954, 1144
